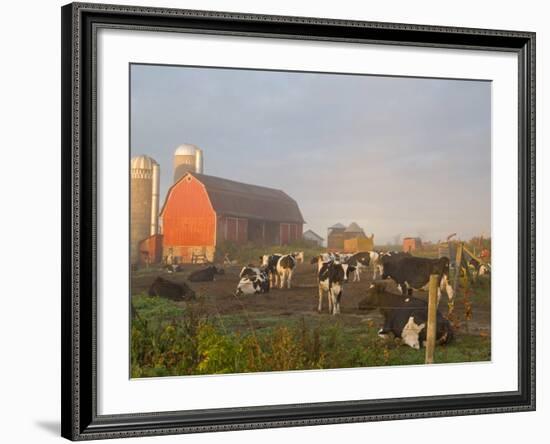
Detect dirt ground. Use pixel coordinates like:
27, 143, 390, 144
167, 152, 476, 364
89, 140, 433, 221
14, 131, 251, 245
131, 262, 491, 336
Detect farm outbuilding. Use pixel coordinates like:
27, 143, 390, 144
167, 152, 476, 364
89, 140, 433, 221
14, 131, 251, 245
303, 229, 324, 247
327, 223, 346, 250
160, 172, 305, 263
403, 237, 422, 252
344, 222, 367, 240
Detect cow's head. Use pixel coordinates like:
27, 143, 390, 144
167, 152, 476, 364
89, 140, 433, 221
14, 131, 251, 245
401, 316, 425, 350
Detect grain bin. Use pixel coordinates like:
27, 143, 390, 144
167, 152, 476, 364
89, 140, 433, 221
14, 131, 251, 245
173, 144, 203, 183
130, 155, 160, 264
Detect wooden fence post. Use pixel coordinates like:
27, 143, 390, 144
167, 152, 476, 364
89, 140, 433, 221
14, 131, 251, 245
425, 274, 439, 364
452, 242, 463, 299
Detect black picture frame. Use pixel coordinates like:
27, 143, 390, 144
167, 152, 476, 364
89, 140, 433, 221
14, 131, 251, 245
61, 2, 536, 440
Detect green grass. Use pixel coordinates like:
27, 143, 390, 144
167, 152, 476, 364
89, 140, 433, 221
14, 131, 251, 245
131, 295, 491, 378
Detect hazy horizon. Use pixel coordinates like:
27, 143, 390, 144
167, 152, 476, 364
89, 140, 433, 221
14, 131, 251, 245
130, 64, 491, 244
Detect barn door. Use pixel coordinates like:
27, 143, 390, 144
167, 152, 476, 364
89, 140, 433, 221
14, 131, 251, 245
280, 223, 290, 245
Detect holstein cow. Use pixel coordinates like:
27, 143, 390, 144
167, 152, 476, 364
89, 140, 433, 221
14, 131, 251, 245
468, 258, 491, 278
317, 259, 356, 315
344, 252, 371, 282
260, 254, 282, 288
236, 267, 270, 295
277, 254, 297, 289
293, 251, 305, 264
381, 256, 454, 306
164, 264, 184, 273
188, 266, 224, 282
368, 251, 407, 280
358, 283, 453, 349
148, 276, 195, 301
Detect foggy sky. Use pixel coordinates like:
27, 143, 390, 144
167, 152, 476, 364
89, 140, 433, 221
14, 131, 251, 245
130, 64, 491, 244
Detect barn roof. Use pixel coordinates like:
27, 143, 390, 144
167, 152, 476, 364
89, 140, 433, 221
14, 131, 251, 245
345, 222, 365, 233
303, 229, 324, 241
328, 222, 346, 229
161, 172, 305, 224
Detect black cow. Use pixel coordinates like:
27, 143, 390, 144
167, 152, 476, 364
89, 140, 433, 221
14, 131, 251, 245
369, 251, 410, 280
188, 266, 224, 282
260, 254, 282, 287
317, 260, 356, 315
382, 256, 454, 305
148, 277, 195, 301
358, 283, 453, 349
236, 267, 270, 295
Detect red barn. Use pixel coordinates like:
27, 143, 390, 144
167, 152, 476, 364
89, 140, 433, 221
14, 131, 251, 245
160, 173, 305, 263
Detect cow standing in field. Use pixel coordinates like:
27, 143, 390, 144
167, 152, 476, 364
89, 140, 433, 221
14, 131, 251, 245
373, 251, 411, 280
381, 255, 454, 305
293, 251, 305, 264
260, 254, 282, 288
316, 258, 356, 315
344, 252, 371, 282
358, 283, 453, 349
277, 254, 297, 289
188, 266, 224, 282
236, 266, 270, 295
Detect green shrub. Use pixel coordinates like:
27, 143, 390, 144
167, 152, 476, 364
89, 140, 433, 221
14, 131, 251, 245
131, 296, 490, 378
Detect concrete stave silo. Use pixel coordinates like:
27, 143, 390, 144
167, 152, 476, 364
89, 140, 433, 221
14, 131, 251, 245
130, 155, 160, 264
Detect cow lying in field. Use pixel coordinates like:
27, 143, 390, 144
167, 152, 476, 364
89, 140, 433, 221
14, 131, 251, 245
164, 264, 184, 273
187, 266, 224, 282
148, 276, 195, 301
358, 283, 453, 349
236, 266, 270, 295
381, 255, 454, 305
315, 257, 356, 315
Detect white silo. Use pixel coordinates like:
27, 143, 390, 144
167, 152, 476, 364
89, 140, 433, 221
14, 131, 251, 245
173, 144, 204, 183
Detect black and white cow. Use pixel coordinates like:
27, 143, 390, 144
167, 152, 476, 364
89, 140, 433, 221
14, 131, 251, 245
381, 256, 454, 305
164, 264, 184, 273
468, 258, 491, 278
293, 251, 304, 264
276, 254, 297, 289
317, 260, 356, 315
148, 276, 195, 301
187, 266, 224, 282
367, 251, 404, 280
344, 252, 371, 282
358, 283, 453, 349
236, 267, 270, 295
260, 254, 282, 287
